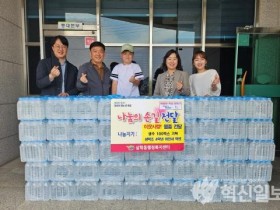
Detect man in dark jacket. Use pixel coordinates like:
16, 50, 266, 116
36, 35, 79, 96
76, 41, 111, 96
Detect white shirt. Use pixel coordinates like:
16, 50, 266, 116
110, 63, 144, 97
189, 69, 221, 96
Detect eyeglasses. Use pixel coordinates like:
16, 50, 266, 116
53, 45, 67, 50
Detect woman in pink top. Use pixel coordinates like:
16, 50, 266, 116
189, 51, 221, 96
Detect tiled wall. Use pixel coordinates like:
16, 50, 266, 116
0, 0, 25, 165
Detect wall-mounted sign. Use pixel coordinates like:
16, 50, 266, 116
111, 99, 185, 152
85, 36, 96, 48
57, 22, 83, 30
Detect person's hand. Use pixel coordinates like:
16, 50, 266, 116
49, 66, 60, 81
58, 92, 69, 97
176, 81, 183, 91
211, 74, 220, 91
129, 76, 140, 86
129, 76, 135, 83
80, 73, 88, 83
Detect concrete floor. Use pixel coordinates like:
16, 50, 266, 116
0, 157, 280, 210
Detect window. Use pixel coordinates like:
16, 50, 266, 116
101, 0, 149, 43
44, 0, 96, 24
26, 0, 39, 42
153, 0, 202, 44
206, 0, 255, 43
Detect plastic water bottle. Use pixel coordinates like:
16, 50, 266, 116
17, 97, 46, 120
97, 96, 111, 120
237, 97, 248, 120
220, 97, 233, 119
220, 181, 239, 202
198, 139, 224, 161
173, 160, 197, 180
254, 97, 271, 119
124, 160, 148, 181
246, 97, 254, 119
247, 97, 273, 120
149, 151, 174, 161
46, 119, 73, 141
125, 151, 149, 161
98, 120, 111, 141
75, 181, 99, 200
248, 119, 274, 141
20, 141, 47, 162
222, 180, 255, 202
197, 160, 223, 180
99, 181, 124, 200
211, 97, 224, 119
248, 140, 275, 161
184, 97, 197, 119
197, 119, 223, 139
222, 97, 239, 119
45, 96, 72, 119
223, 139, 249, 160
173, 140, 198, 161
196, 97, 210, 119
223, 160, 234, 181
236, 181, 253, 202
75, 161, 99, 181
184, 119, 199, 140
222, 119, 247, 140
265, 98, 273, 120
250, 181, 270, 202
25, 162, 49, 181
193, 179, 221, 202
148, 160, 173, 180
246, 161, 272, 181
99, 161, 125, 181
72, 119, 98, 140
73, 140, 99, 161
49, 162, 74, 181
50, 181, 74, 200
207, 97, 221, 119
148, 180, 172, 200
71, 96, 98, 120
47, 141, 73, 161
171, 180, 195, 201
233, 160, 247, 180
25, 181, 49, 201
99, 140, 124, 161
19, 120, 47, 141
124, 181, 148, 200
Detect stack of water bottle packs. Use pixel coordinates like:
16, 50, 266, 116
17, 96, 275, 202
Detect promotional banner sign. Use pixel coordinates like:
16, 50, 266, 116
111, 99, 184, 152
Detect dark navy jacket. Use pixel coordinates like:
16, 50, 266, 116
36, 54, 79, 96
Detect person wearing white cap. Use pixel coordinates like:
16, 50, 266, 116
110, 43, 144, 97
